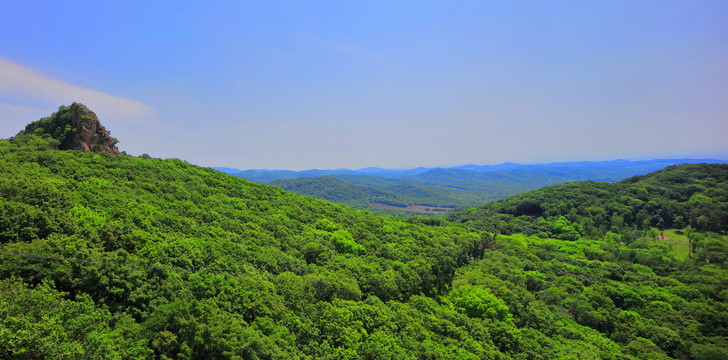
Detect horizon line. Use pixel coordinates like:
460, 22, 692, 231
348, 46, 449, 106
206, 156, 728, 173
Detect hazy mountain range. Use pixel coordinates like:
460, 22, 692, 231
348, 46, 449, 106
212, 158, 727, 214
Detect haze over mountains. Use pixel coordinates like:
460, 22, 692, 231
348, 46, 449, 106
213, 158, 727, 214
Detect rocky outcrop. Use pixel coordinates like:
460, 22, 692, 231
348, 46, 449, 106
68, 103, 120, 155
20, 103, 120, 155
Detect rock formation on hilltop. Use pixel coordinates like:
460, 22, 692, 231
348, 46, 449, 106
21, 102, 120, 155
67, 103, 120, 155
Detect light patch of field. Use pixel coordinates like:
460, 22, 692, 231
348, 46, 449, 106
656, 229, 690, 260
370, 202, 455, 214
639, 229, 728, 261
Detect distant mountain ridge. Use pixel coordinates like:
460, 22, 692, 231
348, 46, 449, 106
215, 158, 726, 181
215, 158, 727, 214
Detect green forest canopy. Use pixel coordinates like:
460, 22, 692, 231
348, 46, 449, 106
1, 107, 727, 359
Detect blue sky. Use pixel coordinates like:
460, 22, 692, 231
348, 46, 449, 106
1, 1, 726, 170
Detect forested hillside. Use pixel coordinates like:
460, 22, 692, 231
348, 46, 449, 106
1, 107, 727, 359
448, 164, 728, 240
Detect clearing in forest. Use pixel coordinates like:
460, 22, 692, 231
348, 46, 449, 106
370, 202, 455, 214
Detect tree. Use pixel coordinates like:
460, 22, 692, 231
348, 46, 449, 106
445, 285, 512, 322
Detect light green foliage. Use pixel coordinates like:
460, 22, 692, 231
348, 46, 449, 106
551, 216, 582, 240
330, 229, 365, 255
315, 218, 339, 232
446, 285, 512, 322
70, 205, 106, 229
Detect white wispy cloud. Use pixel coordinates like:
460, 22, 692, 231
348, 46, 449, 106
0, 57, 155, 127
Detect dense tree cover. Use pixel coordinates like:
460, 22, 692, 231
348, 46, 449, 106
449, 164, 728, 239
1, 110, 727, 358
0, 133, 501, 358
450, 233, 728, 360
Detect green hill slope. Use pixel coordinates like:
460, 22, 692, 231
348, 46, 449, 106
1, 107, 727, 359
268, 176, 400, 205
0, 133, 493, 358
448, 164, 728, 240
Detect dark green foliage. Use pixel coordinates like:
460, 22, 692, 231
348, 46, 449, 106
445, 285, 512, 322
19, 105, 76, 149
